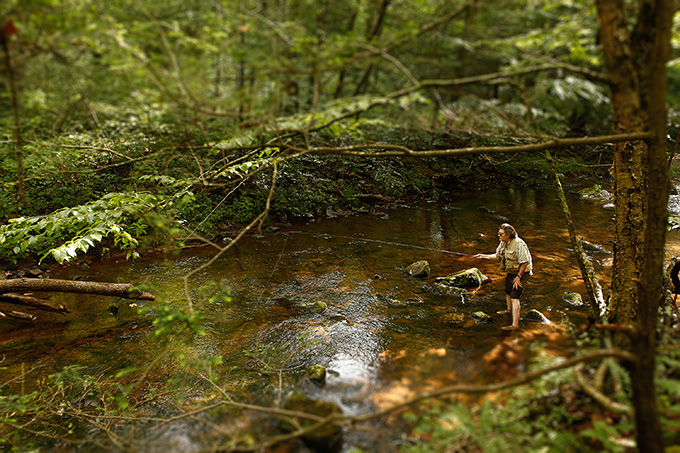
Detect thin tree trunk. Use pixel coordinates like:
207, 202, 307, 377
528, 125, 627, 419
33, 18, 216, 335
1, 21, 27, 206
214, 0, 224, 98
629, 1, 673, 451
545, 151, 605, 318
354, 0, 391, 96
334, 8, 358, 99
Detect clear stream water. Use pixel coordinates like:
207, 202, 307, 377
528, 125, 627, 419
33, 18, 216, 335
3, 178, 680, 451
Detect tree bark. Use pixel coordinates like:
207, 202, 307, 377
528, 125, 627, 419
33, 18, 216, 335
0, 278, 156, 301
595, 1, 674, 451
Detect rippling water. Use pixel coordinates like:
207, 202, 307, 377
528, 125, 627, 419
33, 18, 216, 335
3, 179, 680, 451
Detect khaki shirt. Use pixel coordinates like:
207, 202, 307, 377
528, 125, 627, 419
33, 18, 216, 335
496, 237, 533, 275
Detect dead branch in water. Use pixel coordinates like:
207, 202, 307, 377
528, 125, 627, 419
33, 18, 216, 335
0, 278, 155, 321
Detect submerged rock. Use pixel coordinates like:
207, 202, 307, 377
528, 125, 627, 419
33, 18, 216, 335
307, 301, 328, 314
434, 285, 471, 304
435, 268, 488, 289
281, 392, 343, 450
405, 260, 430, 278
479, 206, 510, 222
388, 296, 425, 306
441, 313, 464, 323
580, 239, 608, 253
524, 309, 551, 324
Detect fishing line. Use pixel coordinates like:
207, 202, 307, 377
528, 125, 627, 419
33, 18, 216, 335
283, 231, 474, 257
269, 232, 289, 279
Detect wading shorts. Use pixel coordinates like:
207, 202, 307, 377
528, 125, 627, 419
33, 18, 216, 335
505, 273, 529, 299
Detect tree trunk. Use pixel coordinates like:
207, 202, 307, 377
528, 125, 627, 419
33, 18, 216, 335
595, 1, 674, 451
545, 151, 605, 318
354, 0, 391, 96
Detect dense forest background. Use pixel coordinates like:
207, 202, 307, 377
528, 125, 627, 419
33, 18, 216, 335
2, 0, 658, 252
2, 0, 680, 451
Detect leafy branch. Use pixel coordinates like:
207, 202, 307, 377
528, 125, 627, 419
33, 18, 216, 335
0, 192, 160, 263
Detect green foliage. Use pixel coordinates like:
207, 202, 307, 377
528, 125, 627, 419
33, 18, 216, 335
196, 280, 233, 310
138, 284, 228, 374
0, 192, 159, 263
657, 345, 680, 445
0, 364, 137, 449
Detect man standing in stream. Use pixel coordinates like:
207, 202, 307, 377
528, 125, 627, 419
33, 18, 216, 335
474, 223, 533, 331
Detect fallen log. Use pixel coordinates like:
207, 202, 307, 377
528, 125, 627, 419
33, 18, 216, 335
0, 310, 36, 321
0, 278, 155, 322
0, 278, 155, 301
0, 293, 69, 315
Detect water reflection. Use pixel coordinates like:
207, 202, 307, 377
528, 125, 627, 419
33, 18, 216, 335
3, 179, 664, 450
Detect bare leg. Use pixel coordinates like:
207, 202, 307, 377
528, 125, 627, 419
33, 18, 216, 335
506, 294, 512, 312
510, 298, 520, 328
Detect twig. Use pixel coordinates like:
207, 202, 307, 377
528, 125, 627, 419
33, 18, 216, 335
181, 161, 279, 311
574, 363, 633, 415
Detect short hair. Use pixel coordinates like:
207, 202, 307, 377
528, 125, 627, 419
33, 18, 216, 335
500, 223, 517, 239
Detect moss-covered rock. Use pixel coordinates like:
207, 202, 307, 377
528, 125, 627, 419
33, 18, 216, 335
441, 313, 464, 323
471, 311, 492, 322
307, 301, 328, 314
405, 260, 430, 278
562, 292, 583, 306
306, 365, 327, 384
435, 268, 488, 289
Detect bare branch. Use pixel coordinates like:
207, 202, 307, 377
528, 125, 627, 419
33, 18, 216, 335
181, 163, 279, 311
347, 349, 636, 423
0, 310, 36, 321
299, 132, 651, 158
575, 363, 633, 415
0, 293, 69, 315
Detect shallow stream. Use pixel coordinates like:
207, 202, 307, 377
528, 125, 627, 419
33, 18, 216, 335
3, 178, 680, 451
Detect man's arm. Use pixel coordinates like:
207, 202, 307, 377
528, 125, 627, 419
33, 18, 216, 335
474, 253, 498, 260
513, 262, 529, 288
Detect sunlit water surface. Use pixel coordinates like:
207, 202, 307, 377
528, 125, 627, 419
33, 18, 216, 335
4, 179, 680, 451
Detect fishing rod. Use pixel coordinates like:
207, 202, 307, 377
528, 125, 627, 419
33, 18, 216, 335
283, 231, 474, 257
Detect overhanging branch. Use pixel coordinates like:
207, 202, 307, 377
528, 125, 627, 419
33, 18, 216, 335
301, 132, 652, 158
